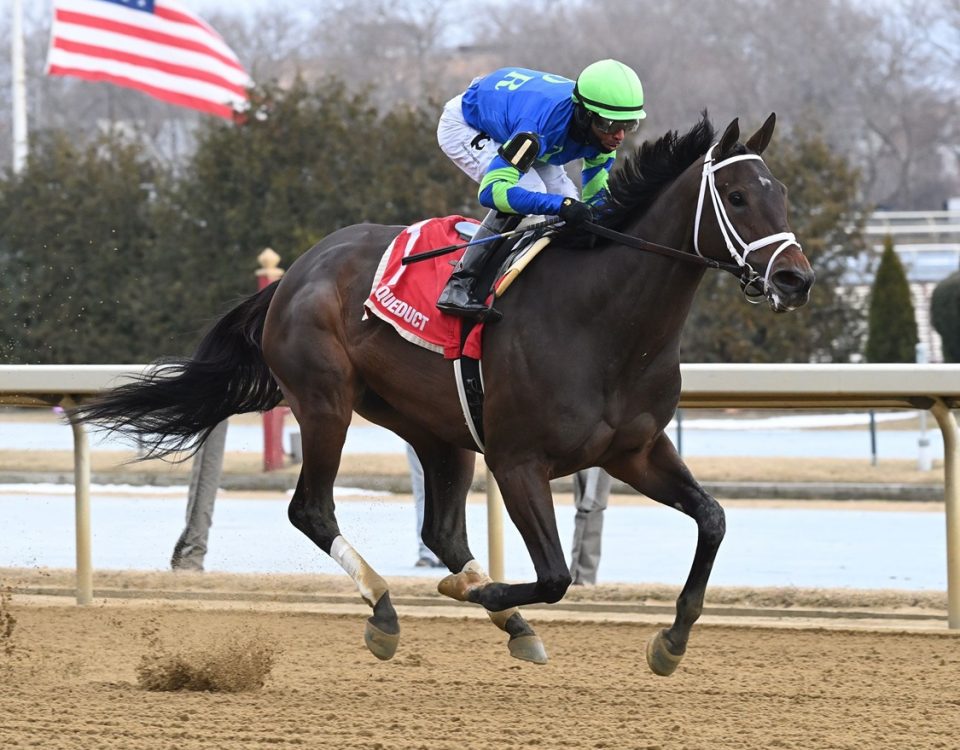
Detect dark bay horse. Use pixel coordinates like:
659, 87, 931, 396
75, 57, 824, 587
75, 113, 814, 675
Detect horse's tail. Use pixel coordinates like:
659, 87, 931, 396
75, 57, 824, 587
73, 281, 283, 460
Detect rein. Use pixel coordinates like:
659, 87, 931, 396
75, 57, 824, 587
580, 221, 742, 276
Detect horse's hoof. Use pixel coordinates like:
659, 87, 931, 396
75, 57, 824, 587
508, 634, 548, 665
364, 620, 400, 661
437, 573, 465, 600
646, 629, 684, 677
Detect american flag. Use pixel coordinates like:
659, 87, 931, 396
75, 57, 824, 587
46, 0, 252, 120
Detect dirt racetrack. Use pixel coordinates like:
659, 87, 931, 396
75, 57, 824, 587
2, 573, 959, 750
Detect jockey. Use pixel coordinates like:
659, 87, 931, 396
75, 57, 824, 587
436, 59, 646, 322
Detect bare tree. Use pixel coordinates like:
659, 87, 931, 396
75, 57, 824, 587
2, 0, 957, 207
298, 0, 470, 108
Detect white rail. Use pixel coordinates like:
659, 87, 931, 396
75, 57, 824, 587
1, 364, 959, 627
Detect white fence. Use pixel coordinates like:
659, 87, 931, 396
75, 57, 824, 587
1, 363, 959, 628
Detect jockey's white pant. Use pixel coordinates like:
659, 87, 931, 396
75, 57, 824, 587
437, 93, 579, 201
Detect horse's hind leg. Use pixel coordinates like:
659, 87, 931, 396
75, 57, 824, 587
413, 441, 547, 664
606, 433, 726, 677
437, 461, 572, 662
284, 386, 400, 661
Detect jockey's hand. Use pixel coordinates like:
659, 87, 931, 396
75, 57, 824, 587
558, 197, 594, 226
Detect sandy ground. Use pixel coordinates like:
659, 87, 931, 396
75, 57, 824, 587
1, 569, 959, 750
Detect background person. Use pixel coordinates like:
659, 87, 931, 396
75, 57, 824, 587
170, 419, 229, 571
569, 467, 613, 585
406, 443, 443, 568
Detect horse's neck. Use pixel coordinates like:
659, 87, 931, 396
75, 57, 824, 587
630, 172, 700, 263
599, 179, 707, 351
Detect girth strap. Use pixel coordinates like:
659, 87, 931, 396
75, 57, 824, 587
454, 355, 485, 453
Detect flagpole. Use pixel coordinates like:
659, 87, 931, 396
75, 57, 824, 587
12, 0, 29, 173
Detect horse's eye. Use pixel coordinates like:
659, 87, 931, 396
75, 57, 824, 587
729, 191, 746, 207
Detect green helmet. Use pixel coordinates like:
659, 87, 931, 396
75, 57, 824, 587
573, 59, 646, 121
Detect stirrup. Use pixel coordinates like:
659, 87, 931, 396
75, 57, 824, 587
437, 299, 502, 324
477, 305, 502, 324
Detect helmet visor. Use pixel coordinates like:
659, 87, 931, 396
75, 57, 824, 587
592, 114, 641, 134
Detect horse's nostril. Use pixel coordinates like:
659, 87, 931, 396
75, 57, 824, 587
772, 269, 811, 294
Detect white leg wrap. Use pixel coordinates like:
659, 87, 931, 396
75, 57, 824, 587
460, 559, 519, 629
331, 535, 387, 607
462, 559, 488, 576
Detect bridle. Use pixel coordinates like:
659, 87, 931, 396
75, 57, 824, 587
581, 142, 804, 303
693, 143, 803, 302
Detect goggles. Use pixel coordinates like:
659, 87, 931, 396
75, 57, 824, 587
592, 114, 641, 134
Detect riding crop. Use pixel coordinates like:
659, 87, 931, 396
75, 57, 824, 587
401, 216, 562, 264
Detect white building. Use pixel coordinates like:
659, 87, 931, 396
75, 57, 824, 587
860, 209, 960, 363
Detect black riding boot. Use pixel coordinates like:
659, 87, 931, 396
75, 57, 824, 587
436, 211, 520, 323
436, 241, 499, 321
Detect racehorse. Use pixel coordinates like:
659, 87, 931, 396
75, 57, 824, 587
74, 113, 814, 675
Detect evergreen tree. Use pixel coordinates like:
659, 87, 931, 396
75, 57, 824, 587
931, 271, 960, 363
681, 123, 867, 363
0, 131, 179, 363
0, 80, 480, 363
865, 235, 918, 362
163, 78, 477, 326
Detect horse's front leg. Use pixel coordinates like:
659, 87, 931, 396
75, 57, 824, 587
438, 462, 572, 611
606, 433, 726, 677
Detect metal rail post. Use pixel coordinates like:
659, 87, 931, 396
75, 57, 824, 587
63, 397, 92, 605
930, 399, 959, 628
485, 467, 504, 581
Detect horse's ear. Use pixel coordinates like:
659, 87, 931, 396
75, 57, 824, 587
718, 118, 740, 156
745, 113, 776, 155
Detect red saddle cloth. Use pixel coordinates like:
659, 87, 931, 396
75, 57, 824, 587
363, 216, 484, 359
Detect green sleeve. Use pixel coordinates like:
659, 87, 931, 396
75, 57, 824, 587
581, 152, 616, 205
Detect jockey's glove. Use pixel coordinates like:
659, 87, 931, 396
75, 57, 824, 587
558, 197, 594, 226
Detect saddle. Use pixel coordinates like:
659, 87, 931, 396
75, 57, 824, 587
363, 215, 555, 452
454, 219, 555, 301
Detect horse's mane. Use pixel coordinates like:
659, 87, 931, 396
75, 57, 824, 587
552, 114, 716, 248
602, 114, 715, 231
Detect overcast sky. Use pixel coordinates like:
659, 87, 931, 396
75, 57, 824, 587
191, 0, 299, 15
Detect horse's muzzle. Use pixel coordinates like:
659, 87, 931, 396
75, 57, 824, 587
767, 266, 815, 312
